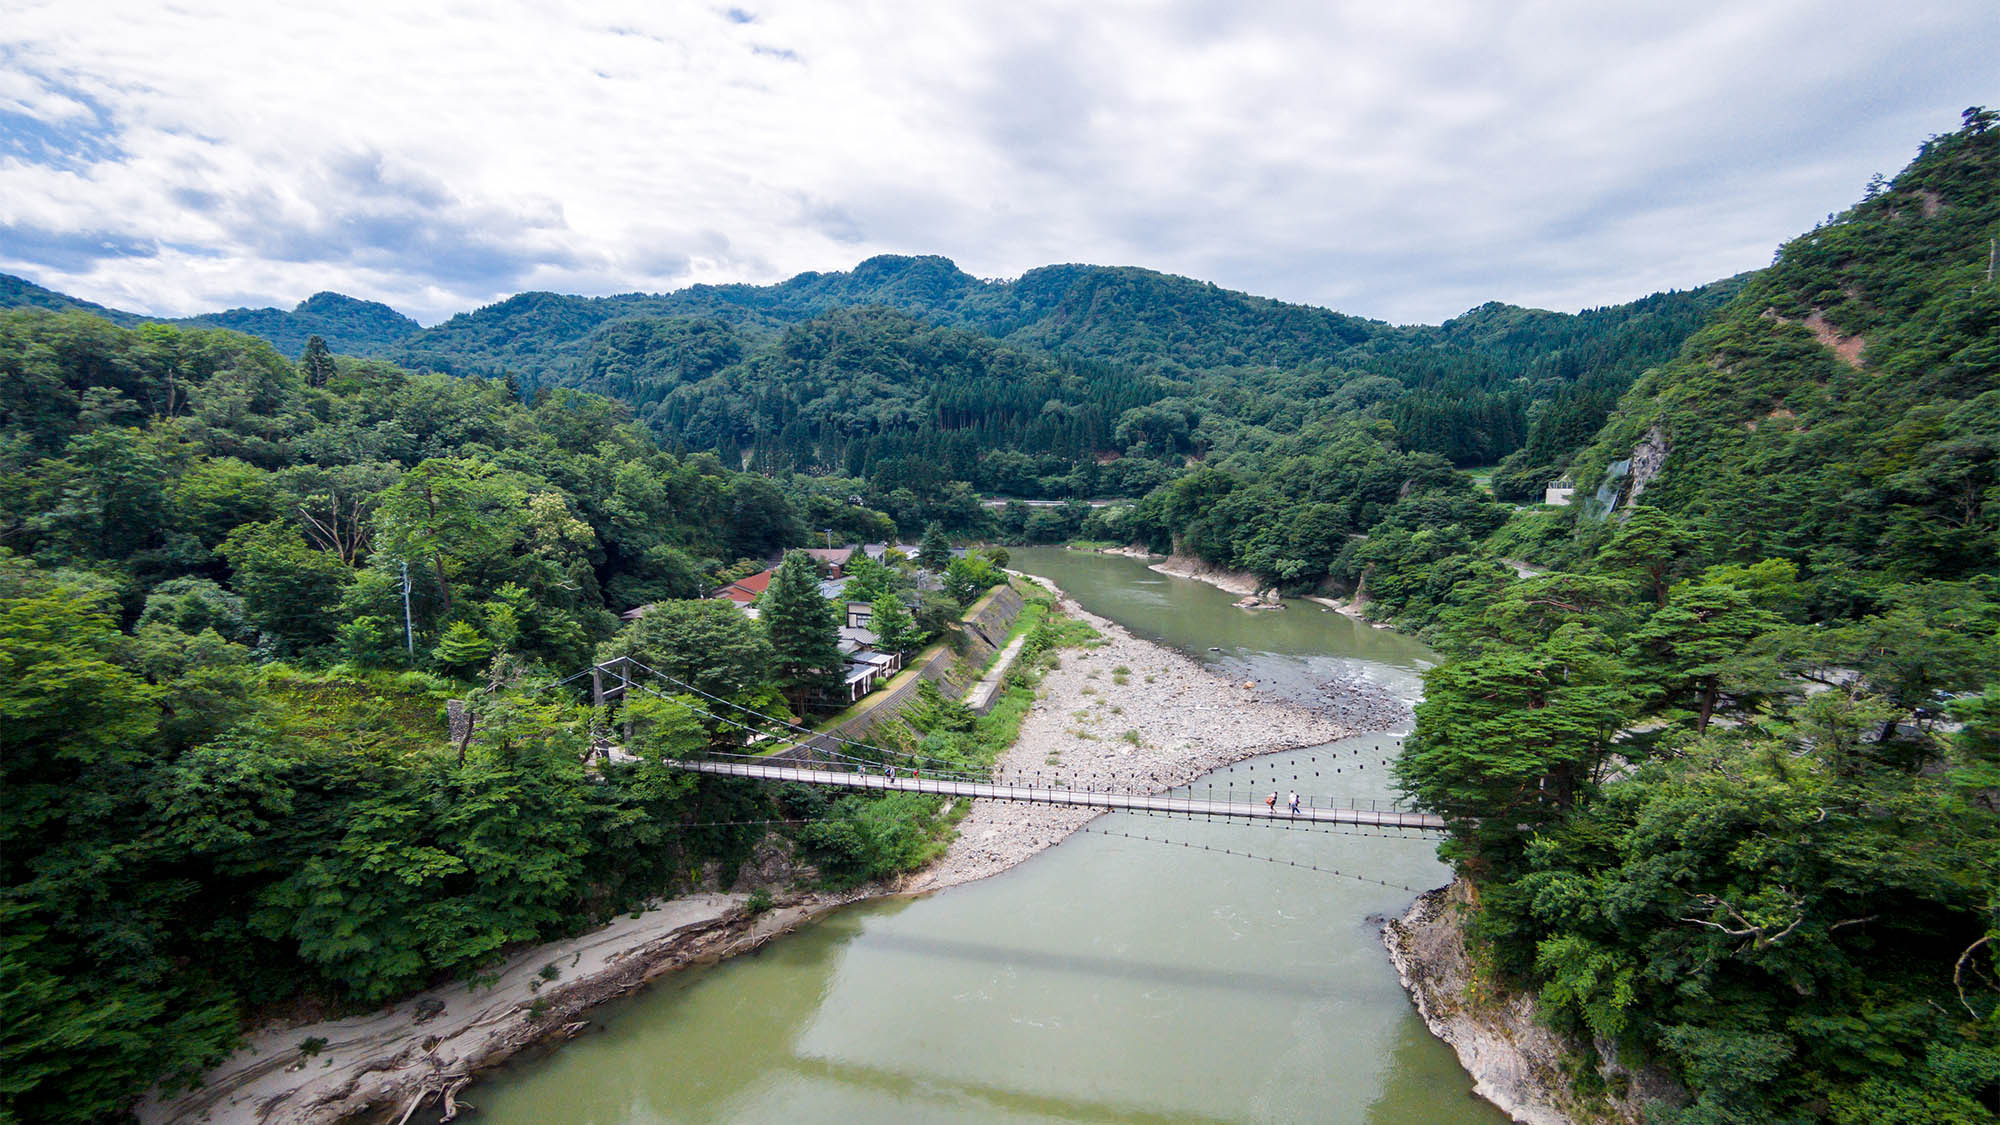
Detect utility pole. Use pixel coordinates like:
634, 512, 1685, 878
824, 528, 833, 548
401, 560, 416, 657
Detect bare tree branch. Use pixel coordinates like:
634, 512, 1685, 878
1956, 935, 1995, 1017
1679, 890, 1808, 950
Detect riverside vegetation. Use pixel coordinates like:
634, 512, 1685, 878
1380, 112, 1998, 1122
3, 109, 1996, 1123
0, 313, 1036, 1123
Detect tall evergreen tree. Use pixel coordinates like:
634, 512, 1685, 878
430, 620, 493, 673
761, 550, 842, 713
869, 592, 922, 656
917, 521, 951, 569
299, 334, 336, 388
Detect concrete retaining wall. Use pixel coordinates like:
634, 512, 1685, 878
768, 581, 1030, 764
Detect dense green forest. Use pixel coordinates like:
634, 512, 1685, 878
1384, 111, 1999, 1121
6, 99, 1993, 1125
3, 251, 1741, 501
390, 265, 1739, 492
0, 313, 1033, 1123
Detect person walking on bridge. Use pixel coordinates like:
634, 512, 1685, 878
1265, 792, 1278, 814
1288, 790, 1300, 815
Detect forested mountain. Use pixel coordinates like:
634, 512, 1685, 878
180, 291, 422, 357
3, 256, 1740, 489
1567, 116, 2000, 589
386, 254, 1402, 380
0, 274, 421, 357
1373, 110, 1999, 1122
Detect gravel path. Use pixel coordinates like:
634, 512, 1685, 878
902, 579, 1403, 893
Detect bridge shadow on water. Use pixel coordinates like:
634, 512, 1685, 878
853, 931, 1351, 1001
780, 1052, 1242, 1124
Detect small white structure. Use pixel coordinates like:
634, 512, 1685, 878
1544, 476, 1576, 506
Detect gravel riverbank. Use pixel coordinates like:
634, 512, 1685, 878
903, 576, 1406, 892
145, 573, 1407, 1123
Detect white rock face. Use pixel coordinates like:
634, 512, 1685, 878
1383, 881, 1686, 1125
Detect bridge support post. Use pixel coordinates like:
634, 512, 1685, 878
618, 661, 633, 742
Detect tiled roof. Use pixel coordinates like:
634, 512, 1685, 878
712, 569, 774, 603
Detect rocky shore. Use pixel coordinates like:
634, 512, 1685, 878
1095, 545, 1386, 624
1383, 880, 1684, 1124
906, 579, 1396, 891
146, 574, 1399, 1124
136, 889, 876, 1125
1145, 551, 1265, 596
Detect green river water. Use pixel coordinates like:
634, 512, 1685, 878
471, 548, 1505, 1123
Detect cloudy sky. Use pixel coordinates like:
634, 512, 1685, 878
2, 1, 1994, 326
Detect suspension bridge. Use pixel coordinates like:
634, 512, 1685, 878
677, 754, 1446, 831
554, 657, 1448, 835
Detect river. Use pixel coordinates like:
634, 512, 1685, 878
470, 548, 1503, 1123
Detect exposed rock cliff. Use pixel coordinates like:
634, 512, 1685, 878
1383, 880, 1684, 1124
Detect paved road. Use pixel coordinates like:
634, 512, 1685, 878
674, 757, 1447, 832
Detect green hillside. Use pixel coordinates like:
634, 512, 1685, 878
1572, 114, 2000, 587
182, 291, 422, 357
1381, 109, 2000, 1123
4, 255, 1739, 491
0, 273, 142, 326
0, 276, 420, 357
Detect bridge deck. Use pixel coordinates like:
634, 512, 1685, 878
675, 758, 1447, 832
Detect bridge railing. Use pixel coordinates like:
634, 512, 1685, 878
683, 752, 1431, 820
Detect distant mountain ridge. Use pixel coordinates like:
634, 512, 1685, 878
0, 273, 145, 326
0, 273, 420, 357
1, 256, 1743, 491
181, 291, 422, 357
0, 254, 1725, 376
379, 254, 1410, 381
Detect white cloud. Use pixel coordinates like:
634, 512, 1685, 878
0, 0, 1994, 324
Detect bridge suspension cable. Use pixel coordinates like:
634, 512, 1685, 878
583, 657, 979, 774
675, 756, 1447, 831
1071, 824, 1426, 892
566, 659, 1444, 830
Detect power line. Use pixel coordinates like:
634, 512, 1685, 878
579, 660, 1438, 834
618, 658, 1419, 811
610, 658, 973, 771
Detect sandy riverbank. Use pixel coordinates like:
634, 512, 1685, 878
144, 574, 1405, 1124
